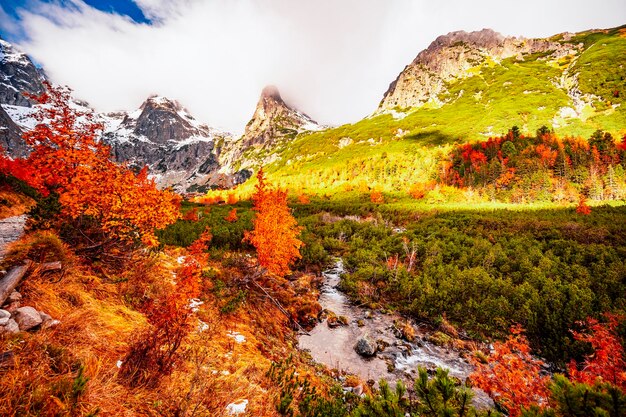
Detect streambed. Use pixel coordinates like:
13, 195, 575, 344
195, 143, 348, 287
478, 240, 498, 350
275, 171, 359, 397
298, 259, 490, 405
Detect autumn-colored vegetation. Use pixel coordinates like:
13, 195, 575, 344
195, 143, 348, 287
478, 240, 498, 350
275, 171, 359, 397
0, 84, 180, 247
568, 313, 626, 390
444, 127, 626, 203
471, 325, 550, 416
225, 207, 239, 222
244, 168, 303, 277
472, 317, 626, 417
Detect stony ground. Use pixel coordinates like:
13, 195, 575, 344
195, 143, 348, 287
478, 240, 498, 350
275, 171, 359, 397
0, 215, 27, 261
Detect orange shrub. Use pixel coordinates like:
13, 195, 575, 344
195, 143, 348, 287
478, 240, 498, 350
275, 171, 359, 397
576, 195, 592, 215
226, 193, 238, 205
4, 83, 180, 246
370, 190, 384, 204
297, 193, 310, 204
224, 208, 238, 222
471, 325, 550, 416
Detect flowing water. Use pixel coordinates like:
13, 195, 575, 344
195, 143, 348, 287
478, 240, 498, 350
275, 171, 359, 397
298, 259, 491, 405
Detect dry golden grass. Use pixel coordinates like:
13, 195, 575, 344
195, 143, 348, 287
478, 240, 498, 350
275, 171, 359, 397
0, 188, 35, 219
0, 232, 330, 416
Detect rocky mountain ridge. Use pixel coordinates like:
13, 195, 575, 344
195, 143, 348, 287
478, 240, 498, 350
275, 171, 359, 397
101, 95, 234, 192
0, 39, 45, 107
378, 28, 583, 111
0, 37, 323, 192
219, 85, 321, 173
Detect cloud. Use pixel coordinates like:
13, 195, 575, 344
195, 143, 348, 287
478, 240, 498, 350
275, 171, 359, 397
9, 0, 626, 133
0, 4, 24, 38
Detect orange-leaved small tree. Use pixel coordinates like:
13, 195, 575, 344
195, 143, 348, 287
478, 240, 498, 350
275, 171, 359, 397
244, 168, 303, 277
224, 208, 238, 222
370, 190, 384, 204
183, 207, 199, 221
576, 195, 591, 215
297, 193, 310, 204
120, 256, 201, 388
6, 83, 181, 247
569, 313, 626, 391
470, 325, 550, 416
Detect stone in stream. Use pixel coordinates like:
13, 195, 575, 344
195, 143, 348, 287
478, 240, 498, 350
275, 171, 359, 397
326, 313, 349, 328
393, 319, 417, 342
376, 339, 389, 352
318, 309, 331, 321
13, 306, 42, 330
354, 336, 377, 357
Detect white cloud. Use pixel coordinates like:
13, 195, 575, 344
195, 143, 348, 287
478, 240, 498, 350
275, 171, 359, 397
10, 0, 626, 133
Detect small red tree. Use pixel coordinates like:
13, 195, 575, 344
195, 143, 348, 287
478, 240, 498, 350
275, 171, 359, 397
183, 207, 199, 221
244, 168, 303, 277
370, 190, 384, 204
120, 257, 201, 387
226, 193, 238, 205
471, 325, 550, 416
576, 195, 591, 215
569, 313, 626, 391
297, 193, 310, 204
224, 208, 238, 222
188, 226, 212, 262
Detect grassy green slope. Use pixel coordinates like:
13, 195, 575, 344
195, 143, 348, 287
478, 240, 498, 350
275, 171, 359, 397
230, 27, 626, 196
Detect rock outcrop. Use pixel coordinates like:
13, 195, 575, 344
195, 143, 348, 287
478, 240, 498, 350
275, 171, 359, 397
0, 105, 27, 156
219, 85, 320, 173
241, 85, 318, 149
0, 38, 46, 107
378, 29, 582, 111
99, 96, 232, 192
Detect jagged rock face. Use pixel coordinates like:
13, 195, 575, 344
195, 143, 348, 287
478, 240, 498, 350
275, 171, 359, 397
219, 86, 319, 173
0, 106, 27, 156
379, 29, 582, 111
103, 96, 232, 192
241, 85, 318, 149
121, 96, 209, 144
0, 39, 45, 107
0, 37, 237, 193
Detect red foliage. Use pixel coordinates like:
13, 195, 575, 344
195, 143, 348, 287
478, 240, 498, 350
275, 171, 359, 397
536, 144, 558, 168
244, 168, 303, 277
469, 150, 488, 172
568, 313, 626, 391
187, 227, 212, 261
0, 152, 48, 193
120, 258, 201, 387
226, 193, 238, 205
576, 196, 592, 215
370, 190, 384, 204
2, 83, 180, 246
297, 193, 310, 204
495, 168, 517, 189
470, 325, 550, 416
224, 208, 238, 222
183, 207, 199, 221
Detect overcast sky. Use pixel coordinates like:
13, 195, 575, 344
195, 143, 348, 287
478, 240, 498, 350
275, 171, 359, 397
1, 0, 625, 133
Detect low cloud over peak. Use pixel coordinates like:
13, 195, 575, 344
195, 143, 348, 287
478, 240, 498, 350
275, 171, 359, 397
1, 0, 624, 132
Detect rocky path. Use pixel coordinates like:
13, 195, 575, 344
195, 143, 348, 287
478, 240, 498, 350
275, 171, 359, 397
0, 215, 27, 261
